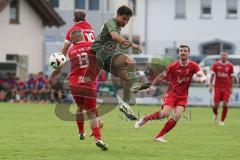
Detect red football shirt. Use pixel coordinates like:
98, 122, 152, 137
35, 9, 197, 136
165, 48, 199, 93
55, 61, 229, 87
164, 60, 200, 99
211, 61, 234, 88
68, 41, 98, 85
65, 20, 95, 44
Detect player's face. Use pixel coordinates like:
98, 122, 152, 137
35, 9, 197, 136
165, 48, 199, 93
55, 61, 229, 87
71, 36, 79, 44
220, 52, 228, 63
71, 35, 83, 44
179, 47, 190, 61
116, 15, 131, 27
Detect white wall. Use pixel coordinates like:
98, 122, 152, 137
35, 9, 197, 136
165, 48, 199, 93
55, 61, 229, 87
59, 0, 74, 10
0, 0, 44, 73
145, 0, 240, 55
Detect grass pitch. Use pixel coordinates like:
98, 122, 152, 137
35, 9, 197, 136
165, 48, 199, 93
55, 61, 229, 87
0, 103, 240, 160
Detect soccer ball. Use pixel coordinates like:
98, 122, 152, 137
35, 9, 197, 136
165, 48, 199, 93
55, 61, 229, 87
49, 53, 66, 69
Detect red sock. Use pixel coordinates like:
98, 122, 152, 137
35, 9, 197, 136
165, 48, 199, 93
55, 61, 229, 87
76, 121, 84, 135
212, 107, 218, 116
92, 127, 101, 140
144, 111, 161, 121
155, 119, 177, 138
221, 107, 228, 122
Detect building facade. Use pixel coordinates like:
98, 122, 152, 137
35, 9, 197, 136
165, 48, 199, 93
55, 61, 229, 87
0, 0, 64, 79
45, 0, 240, 60
143, 0, 240, 55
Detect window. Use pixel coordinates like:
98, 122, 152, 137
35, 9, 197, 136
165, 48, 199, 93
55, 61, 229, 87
175, 0, 186, 18
201, 0, 212, 18
106, 0, 110, 12
49, 0, 59, 8
227, 0, 238, 18
6, 54, 19, 62
89, 0, 99, 10
201, 41, 234, 55
105, 0, 113, 12
9, 0, 19, 24
75, 0, 85, 9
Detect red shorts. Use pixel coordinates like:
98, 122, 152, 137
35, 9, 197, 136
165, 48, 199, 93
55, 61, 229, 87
70, 83, 96, 112
162, 94, 187, 109
214, 87, 231, 104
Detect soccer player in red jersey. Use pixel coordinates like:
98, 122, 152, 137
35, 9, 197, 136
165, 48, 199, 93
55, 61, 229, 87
51, 30, 108, 151
61, 10, 100, 138
36, 72, 46, 103
61, 10, 95, 55
209, 52, 234, 126
135, 45, 206, 142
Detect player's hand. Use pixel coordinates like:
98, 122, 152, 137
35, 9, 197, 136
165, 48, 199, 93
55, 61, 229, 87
209, 86, 212, 93
196, 77, 205, 83
145, 85, 156, 95
48, 69, 60, 86
132, 44, 143, 53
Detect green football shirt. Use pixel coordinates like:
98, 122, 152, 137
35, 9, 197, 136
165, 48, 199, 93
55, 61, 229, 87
91, 18, 121, 62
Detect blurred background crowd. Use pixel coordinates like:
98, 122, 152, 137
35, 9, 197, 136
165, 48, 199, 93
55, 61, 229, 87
0, 72, 63, 103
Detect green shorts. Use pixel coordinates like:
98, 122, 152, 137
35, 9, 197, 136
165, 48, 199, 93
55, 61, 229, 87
96, 50, 125, 73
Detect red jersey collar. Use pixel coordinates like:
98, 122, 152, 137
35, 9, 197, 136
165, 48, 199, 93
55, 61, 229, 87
179, 59, 189, 66
219, 60, 229, 65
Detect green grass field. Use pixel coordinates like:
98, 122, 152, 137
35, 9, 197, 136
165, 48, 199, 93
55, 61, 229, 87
0, 103, 240, 160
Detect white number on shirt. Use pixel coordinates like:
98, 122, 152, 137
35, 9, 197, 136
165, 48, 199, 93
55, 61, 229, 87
77, 53, 89, 68
85, 33, 95, 42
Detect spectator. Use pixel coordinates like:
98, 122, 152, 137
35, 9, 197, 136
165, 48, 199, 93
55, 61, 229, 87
36, 72, 47, 103
14, 77, 26, 103
25, 74, 37, 102
0, 74, 6, 101
4, 73, 16, 102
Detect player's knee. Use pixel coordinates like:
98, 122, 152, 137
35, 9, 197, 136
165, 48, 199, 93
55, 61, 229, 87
223, 103, 228, 108
161, 111, 170, 118
86, 110, 97, 119
76, 107, 82, 113
126, 57, 135, 64
173, 114, 182, 121
213, 104, 218, 109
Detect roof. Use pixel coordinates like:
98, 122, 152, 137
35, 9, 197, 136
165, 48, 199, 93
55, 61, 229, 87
0, 0, 10, 12
0, 0, 65, 27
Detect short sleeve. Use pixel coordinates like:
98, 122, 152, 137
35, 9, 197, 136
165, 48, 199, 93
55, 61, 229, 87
194, 63, 201, 74
64, 30, 71, 44
165, 64, 173, 77
105, 20, 118, 33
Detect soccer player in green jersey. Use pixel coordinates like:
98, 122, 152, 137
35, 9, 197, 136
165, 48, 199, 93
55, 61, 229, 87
91, 6, 142, 120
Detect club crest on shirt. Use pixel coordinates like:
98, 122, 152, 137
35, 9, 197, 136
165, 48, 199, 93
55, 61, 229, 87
176, 69, 181, 73
177, 76, 190, 83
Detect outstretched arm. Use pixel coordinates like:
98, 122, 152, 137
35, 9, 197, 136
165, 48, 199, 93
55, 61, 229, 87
230, 76, 234, 94
151, 71, 166, 86
110, 31, 142, 52
49, 68, 61, 86
145, 71, 166, 94
61, 42, 70, 56
195, 71, 207, 83
209, 72, 215, 93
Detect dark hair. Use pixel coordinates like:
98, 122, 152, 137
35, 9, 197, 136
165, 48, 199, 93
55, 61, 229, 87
179, 44, 190, 52
117, 5, 133, 16
74, 10, 86, 22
